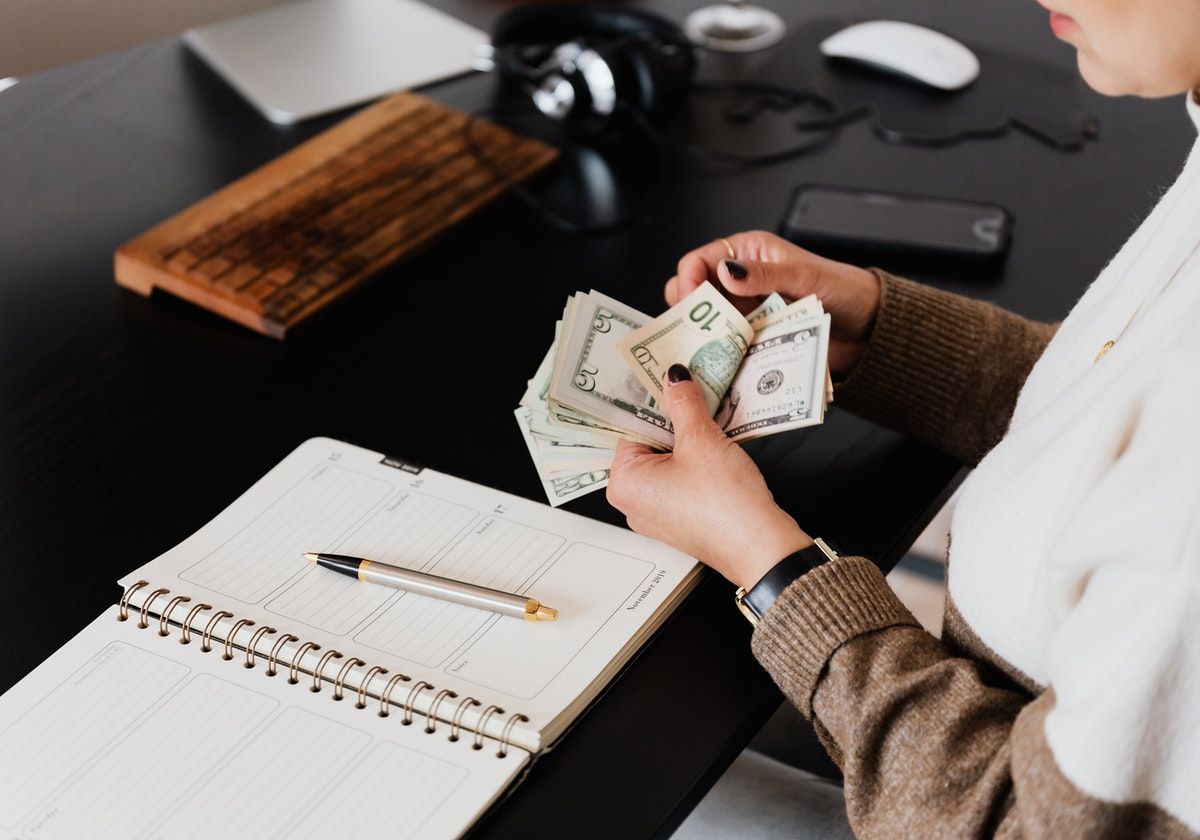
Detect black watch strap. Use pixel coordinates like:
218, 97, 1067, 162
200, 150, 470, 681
735, 538, 839, 625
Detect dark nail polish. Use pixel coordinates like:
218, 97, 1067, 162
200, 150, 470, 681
667, 363, 692, 384
723, 259, 748, 279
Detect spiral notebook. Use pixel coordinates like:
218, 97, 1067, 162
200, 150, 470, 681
0, 438, 702, 839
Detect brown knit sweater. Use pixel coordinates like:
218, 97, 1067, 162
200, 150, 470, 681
750, 271, 1197, 839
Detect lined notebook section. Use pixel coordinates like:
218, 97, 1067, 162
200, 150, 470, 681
296, 742, 468, 838
20, 673, 277, 839
354, 517, 565, 666
183, 463, 393, 603
444, 544, 655, 699
0, 642, 188, 831
156, 707, 371, 837
266, 490, 477, 634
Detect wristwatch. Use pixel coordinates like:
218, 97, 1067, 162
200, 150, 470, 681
734, 538, 839, 626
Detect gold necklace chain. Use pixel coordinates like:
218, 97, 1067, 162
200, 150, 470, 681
1093, 302, 1143, 363
1094, 241, 1199, 363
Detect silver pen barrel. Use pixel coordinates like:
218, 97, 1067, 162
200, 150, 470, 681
360, 560, 541, 619
305, 553, 557, 621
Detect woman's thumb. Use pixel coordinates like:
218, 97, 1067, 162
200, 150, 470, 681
663, 365, 720, 446
716, 257, 815, 300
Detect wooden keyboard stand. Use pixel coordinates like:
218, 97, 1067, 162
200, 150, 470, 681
115, 92, 557, 338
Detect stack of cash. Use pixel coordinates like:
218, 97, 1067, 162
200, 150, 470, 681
515, 282, 832, 506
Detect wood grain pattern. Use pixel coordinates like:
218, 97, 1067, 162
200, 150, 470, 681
114, 92, 557, 338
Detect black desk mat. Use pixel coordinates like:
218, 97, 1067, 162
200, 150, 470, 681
686, 18, 1098, 163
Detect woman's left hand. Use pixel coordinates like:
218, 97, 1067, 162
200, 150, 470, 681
606, 366, 813, 590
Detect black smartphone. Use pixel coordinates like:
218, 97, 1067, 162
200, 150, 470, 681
779, 184, 1013, 266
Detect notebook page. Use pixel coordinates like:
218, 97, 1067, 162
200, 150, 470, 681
0, 606, 528, 840
120, 437, 701, 752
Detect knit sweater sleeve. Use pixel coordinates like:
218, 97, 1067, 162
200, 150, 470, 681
749, 351, 1200, 838
835, 270, 1057, 466
751, 562, 1199, 838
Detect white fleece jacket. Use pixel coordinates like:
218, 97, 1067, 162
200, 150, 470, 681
949, 94, 1200, 829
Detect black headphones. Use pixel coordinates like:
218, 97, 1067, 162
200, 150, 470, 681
482, 5, 696, 128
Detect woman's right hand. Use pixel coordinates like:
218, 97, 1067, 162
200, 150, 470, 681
666, 231, 882, 377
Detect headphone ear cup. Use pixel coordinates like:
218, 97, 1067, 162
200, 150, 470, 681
487, 5, 696, 126
607, 36, 663, 117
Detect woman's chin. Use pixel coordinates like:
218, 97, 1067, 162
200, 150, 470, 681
1076, 54, 1133, 97
1077, 53, 1191, 98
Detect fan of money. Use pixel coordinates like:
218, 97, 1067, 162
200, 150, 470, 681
515, 282, 833, 506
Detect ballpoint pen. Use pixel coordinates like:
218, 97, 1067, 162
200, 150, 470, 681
304, 552, 559, 622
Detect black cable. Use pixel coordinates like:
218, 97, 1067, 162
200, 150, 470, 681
461, 73, 1094, 234
684, 80, 868, 167
686, 78, 1095, 158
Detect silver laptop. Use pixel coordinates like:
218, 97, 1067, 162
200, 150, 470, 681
184, 0, 486, 124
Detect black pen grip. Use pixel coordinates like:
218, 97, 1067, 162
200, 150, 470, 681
314, 554, 362, 577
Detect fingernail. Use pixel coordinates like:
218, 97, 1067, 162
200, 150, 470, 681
723, 259, 748, 280
667, 364, 692, 384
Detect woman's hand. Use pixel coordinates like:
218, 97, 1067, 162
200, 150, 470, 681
607, 365, 812, 590
666, 231, 882, 376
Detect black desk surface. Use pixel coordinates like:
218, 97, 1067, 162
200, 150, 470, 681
0, 1, 1193, 836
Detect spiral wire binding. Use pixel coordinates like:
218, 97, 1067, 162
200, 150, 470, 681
223, 619, 255, 661
478, 706, 507, 752
266, 633, 298, 676
138, 588, 170, 629
116, 582, 530, 758
355, 666, 388, 709
158, 596, 191, 637
450, 698, 480, 742
378, 673, 411, 717
498, 713, 530, 759
311, 650, 344, 693
118, 580, 149, 621
201, 611, 234, 653
244, 626, 276, 669
180, 603, 212, 644
332, 658, 366, 701
425, 689, 458, 734
288, 642, 321, 684
403, 681, 434, 726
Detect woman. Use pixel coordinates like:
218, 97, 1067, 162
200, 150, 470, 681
608, 2, 1200, 837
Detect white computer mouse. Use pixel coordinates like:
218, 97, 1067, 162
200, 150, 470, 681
819, 20, 980, 91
